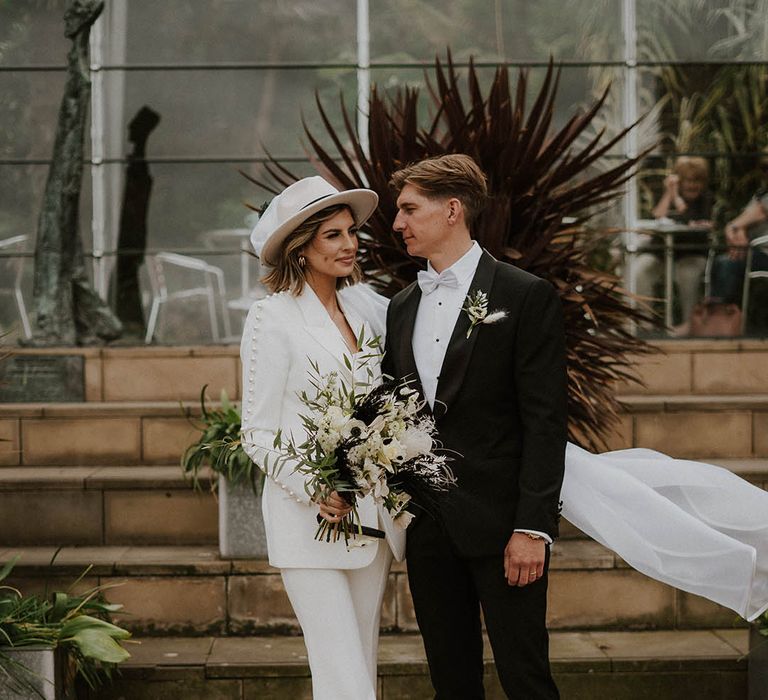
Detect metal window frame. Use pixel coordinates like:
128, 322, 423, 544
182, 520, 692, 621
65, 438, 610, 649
3, 1, 767, 312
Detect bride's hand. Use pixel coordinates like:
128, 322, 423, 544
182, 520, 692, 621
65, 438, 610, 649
317, 491, 353, 523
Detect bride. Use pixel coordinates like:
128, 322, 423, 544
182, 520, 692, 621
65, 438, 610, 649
241, 175, 768, 700
240, 176, 401, 700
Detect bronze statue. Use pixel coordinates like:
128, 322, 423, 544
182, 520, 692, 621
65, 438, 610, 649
28, 0, 122, 346
111, 106, 161, 337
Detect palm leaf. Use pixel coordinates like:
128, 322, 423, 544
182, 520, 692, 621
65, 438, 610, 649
249, 52, 661, 450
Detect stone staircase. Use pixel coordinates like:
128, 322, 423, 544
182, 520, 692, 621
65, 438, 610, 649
1, 339, 766, 698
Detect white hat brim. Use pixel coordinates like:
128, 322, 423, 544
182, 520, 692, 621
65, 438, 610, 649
260, 188, 379, 266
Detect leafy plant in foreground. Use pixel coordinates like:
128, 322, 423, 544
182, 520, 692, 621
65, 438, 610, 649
181, 385, 263, 494
0, 554, 131, 698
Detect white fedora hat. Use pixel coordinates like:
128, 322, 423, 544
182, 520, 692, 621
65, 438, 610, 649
250, 176, 379, 266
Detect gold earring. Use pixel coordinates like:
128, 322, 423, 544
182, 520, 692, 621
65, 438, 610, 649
298, 255, 306, 268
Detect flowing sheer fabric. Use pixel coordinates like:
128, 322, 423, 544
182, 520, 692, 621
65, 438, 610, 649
561, 444, 768, 621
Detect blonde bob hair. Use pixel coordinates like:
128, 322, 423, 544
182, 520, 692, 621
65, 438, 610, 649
261, 204, 362, 295
673, 156, 709, 184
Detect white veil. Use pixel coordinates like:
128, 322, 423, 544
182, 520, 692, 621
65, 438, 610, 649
562, 443, 768, 621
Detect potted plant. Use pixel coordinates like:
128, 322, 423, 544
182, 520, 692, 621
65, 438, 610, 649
182, 386, 267, 558
0, 556, 131, 700
751, 611, 768, 700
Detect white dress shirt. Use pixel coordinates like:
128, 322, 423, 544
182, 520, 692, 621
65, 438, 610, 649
411, 242, 551, 543
413, 242, 483, 409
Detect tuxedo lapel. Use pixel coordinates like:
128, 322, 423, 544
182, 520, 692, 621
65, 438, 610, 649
433, 251, 498, 420
389, 283, 424, 396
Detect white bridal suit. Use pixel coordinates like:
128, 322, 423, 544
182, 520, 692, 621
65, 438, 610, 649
240, 283, 404, 700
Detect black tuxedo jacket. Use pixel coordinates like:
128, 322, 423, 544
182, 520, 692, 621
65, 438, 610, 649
382, 251, 567, 558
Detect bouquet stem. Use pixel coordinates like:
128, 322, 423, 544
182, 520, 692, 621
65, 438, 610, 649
314, 512, 362, 544
314, 509, 385, 543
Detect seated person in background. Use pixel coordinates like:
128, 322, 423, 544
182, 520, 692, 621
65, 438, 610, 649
635, 156, 713, 330
709, 183, 768, 308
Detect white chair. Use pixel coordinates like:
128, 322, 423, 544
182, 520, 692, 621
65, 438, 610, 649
144, 252, 232, 344
0, 234, 31, 339
202, 227, 267, 318
740, 233, 768, 334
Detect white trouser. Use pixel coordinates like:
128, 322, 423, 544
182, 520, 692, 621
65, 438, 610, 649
281, 542, 393, 700
634, 252, 707, 322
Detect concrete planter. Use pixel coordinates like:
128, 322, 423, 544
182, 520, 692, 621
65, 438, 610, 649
751, 624, 768, 700
0, 646, 64, 700
218, 474, 267, 558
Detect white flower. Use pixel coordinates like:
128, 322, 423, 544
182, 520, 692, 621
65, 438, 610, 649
373, 477, 390, 499
317, 428, 341, 453
346, 444, 366, 466
393, 510, 415, 530
379, 437, 406, 469
341, 418, 367, 441
462, 289, 508, 338
368, 414, 386, 433
325, 405, 348, 432
386, 418, 407, 441
364, 431, 383, 457
401, 426, 433, 459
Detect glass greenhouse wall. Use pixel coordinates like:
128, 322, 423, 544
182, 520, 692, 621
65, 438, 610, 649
1, 0, 767, 343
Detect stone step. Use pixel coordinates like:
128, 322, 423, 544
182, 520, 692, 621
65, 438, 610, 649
6, 339, 768, 404
78, 629, 750, 699
0, 542, 745, 636
607, 394, 768, 457
0, 466, 217, 547
1, 460, 764, 547
2, 394, 768, 466
0, 401, 205, 467
617, 338, 768, 396
3, 345, 240, 403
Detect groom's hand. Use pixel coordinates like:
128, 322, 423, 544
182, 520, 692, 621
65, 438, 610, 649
504, 533, 546, 587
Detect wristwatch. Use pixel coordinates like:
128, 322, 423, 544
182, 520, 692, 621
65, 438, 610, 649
524, 532, 544, 541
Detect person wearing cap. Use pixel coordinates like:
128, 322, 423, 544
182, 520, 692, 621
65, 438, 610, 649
239, 176, 404, 700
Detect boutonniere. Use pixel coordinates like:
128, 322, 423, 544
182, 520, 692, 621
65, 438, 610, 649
462, 289, 508, 338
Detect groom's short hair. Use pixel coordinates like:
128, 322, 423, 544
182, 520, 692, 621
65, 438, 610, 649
389, 154, 488, 229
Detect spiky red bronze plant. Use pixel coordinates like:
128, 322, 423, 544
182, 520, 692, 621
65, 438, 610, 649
244, 55, 658, 450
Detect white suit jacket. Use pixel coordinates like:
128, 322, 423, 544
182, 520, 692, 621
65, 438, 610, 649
240, 283, 406, 569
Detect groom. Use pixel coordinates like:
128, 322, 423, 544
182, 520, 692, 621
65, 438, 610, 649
382, 154, 567, 699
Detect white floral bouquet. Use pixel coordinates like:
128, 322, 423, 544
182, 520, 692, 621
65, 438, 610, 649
272, 337, 455, 543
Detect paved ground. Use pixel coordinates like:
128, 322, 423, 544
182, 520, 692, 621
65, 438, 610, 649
120, 628, 749, 674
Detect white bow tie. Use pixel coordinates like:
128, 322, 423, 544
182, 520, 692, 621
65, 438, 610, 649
417, 268, 460, 295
